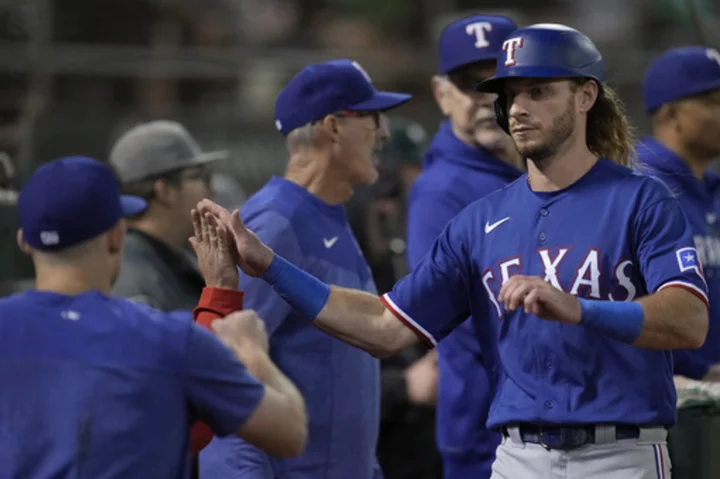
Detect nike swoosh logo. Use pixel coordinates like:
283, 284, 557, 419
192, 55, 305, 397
323, 236, 339, 249
484, 217, 510, 234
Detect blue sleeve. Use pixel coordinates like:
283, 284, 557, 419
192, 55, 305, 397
673, 349, 713, 379
382, 214, 474, 347
634, 197, 709, 306
241, 209, 305, 336
183, 323, 265, 437
406, 189, 463, 270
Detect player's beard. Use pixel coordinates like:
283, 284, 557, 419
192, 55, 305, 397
517, 95, 575, 163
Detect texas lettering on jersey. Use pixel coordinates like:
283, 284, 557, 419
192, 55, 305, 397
481, 246, 645, 319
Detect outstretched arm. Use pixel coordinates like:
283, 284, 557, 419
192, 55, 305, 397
312, 285, 421, 357
196, 199, 473, 357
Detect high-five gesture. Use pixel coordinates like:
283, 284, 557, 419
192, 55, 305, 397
189, 208, 240, 289
196, 199, 274, 277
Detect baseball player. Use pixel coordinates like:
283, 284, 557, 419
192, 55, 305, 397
199, 24, 709, 478
0, 156, 307, 478
637, 46, 720, 381
199, 59, 410, 479
407, 14, 521, 479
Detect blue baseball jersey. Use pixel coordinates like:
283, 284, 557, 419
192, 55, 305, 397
637, 137, 720, 378
407, 121, 521, 475
200, 177, 382, 479
0, 290, 264, 479
383, 158, 708, 428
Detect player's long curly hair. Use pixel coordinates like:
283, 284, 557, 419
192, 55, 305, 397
579, 80, 636, 167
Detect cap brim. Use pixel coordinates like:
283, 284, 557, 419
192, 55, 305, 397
476, 66, 596, 93
121, 195, 148, 217
191, 150, 229, 165
349, 91, 412, 112
670, 78, 720, 106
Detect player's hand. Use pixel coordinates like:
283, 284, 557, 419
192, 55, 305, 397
405, 350, 438, 406
196, 199, 274, 277
211, 310, 269, 354
498, 275, 581, 324
189, 208, 240, 290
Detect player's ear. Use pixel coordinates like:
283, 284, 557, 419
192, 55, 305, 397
654, 103, 679, 131
16, 229, 31, 256
107, 219, 126, 255
431, 76, 452, 116
577, 80, 599, 114
320, 115, 340, 141
152, 177, 176, 207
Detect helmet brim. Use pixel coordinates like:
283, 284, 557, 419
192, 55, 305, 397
476, 66, 603, 93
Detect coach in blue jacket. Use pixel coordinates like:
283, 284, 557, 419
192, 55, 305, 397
637, 46, 720, 381
405, 14, 522, 479
200, 60, 410, 479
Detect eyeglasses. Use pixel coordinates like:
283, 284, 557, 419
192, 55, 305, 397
335, 110, 382, 129
178, 165, 212, 185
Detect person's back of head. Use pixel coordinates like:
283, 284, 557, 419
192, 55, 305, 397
17, 156, 146, 294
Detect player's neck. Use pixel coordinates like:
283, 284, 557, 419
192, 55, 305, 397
34, 265, 113, 296
654, 132, 711, 180
285, 154, 353, 205
526, 139, 598, 192
128, 217, 185, 251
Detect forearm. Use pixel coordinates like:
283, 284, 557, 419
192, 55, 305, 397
633, 287, 708, 350
193, 287, 244, 329
189, 288, 245, 453
263, 255, 419, 357
239, 348, 307, 431
313, 286, 418, 357
577, 288, 708, 350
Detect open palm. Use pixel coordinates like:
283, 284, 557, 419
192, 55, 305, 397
197, 199, 275, 277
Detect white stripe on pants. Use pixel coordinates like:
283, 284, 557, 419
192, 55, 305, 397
490, 427, 671, 479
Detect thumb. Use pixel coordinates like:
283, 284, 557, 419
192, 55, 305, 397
229, 210, 247, 237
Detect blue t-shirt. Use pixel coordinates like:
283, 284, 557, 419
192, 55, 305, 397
384, 158, 708, 428
0, 290, 264, 479
407, 121, 521, 463
637, 137, 720, 379
201, 177, 382, 479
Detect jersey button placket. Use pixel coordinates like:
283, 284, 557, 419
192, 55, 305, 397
538, 207, 549, 243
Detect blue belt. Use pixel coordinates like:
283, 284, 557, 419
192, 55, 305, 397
502, 424, 642, 451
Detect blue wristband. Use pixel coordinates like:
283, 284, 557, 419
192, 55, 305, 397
577, 298, 644, 344
262, 254, 331, 320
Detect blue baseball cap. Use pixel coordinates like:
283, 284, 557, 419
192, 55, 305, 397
18, 156, 147, 251
644, 46, 720, 113
274, 59, 412, 136
438, 14, 518, 74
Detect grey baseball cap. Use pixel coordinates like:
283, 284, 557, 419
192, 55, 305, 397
109, 120, 228, 183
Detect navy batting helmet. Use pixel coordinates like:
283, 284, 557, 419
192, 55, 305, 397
477, 24, 605, 134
